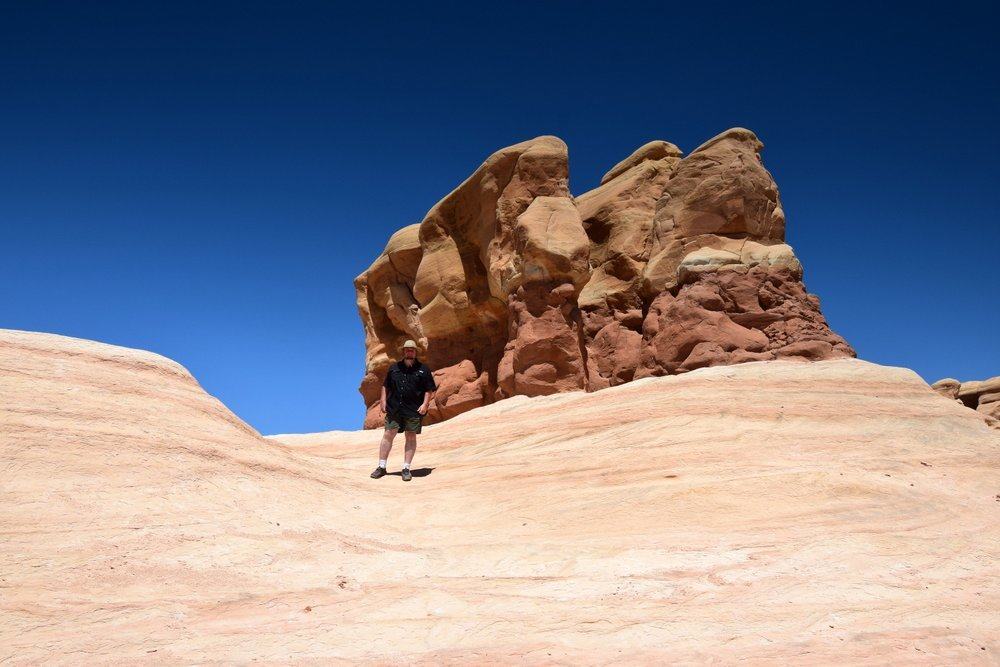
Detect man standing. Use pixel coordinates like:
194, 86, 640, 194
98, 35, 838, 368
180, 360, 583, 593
371, 339, 437, 482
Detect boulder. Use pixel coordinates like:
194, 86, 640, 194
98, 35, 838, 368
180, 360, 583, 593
600, 139, 683, 184
931, 376, 1000, 428
959, 376, 1000, 427
931, 378, 962, 400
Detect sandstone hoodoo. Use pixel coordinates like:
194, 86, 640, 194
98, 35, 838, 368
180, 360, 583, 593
355, 129, 854, 427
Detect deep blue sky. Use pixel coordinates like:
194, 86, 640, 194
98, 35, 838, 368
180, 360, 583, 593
2, 2, 997, 434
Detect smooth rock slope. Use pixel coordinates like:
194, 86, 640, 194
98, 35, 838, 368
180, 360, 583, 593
2, 329, 998, 664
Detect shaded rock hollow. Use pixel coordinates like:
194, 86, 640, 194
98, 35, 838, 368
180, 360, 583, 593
355, 129, 854, 427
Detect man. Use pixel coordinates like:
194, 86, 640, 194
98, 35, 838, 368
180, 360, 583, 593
371, 339, 437, 482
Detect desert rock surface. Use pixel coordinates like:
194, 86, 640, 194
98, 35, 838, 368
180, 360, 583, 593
355, 129, 854, 427
2, 329, 998, 664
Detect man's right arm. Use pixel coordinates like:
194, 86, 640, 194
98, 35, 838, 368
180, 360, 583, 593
381, 367, 394, 413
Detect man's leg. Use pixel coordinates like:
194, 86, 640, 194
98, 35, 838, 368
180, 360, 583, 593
400, 416, 420, 481
379, 427, 398, 464
403, 431, 417, 468
371, 426, 397, 478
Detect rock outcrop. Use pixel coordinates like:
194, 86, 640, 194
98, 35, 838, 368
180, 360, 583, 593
3, 329, 998, 663
356, 129, 855, 427
931, 377, 962, 400
933, 375, 1000, 427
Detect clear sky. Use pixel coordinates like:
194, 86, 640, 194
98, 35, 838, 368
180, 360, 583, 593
2, 1, 998, 434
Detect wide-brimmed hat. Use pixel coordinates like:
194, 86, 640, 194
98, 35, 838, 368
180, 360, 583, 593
401, 339, 418, 350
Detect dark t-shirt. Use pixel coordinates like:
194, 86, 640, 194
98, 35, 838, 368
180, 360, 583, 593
383, 359, 437, 418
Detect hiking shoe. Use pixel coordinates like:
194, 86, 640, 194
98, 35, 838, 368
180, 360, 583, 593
370, 466, 387, 479
401, 468, 412, 482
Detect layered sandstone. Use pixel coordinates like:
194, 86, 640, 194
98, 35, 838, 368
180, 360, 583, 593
356, 129, 854, 426
3, 329, 998, 663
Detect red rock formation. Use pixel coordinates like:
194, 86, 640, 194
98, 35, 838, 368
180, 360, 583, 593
356, 129, 855, 426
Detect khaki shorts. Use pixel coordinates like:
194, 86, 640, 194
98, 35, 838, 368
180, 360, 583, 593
385, 412, 423, 434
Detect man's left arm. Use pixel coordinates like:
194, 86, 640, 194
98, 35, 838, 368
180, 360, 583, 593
418, 368, 438, 415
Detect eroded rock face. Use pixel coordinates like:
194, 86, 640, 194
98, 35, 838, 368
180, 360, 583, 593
354, 136, 571, 427
496, 196, 590, 399
356, 128, 855, 426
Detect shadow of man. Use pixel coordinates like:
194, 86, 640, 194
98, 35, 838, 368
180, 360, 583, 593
387, 467, 434, 478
